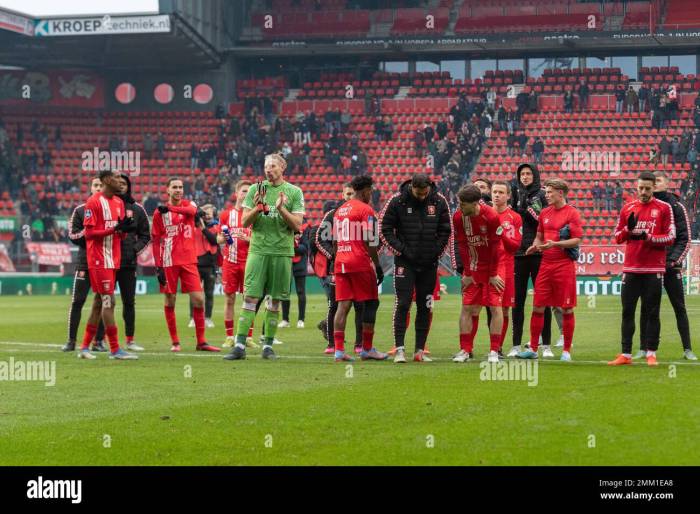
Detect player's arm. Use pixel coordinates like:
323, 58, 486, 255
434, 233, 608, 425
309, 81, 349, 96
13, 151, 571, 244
151, 211, 164, 267
296, 226, 310, 256
488, 216, 506, 291
435, 195, 453, 258
83, 203, 114, 240
68, 206, 86, 248
525, 220, 545, 255
241, 185, 262, 227
315, 209, 335, 259
614, 205, 630, 244
668, 202, 690, 267
501, 214, 523, 254
166, 203, 197, 216
378, 196, 404, 255
276, 189, 304, 233
647, 203, 676, 247
133, 203, 151, 255
452, 211, 466, 274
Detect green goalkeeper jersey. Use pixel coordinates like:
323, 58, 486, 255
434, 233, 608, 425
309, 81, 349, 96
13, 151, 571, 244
242, 180, 305, 257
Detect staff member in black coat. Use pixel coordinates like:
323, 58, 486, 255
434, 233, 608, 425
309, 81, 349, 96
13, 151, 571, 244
508, 163, 553, 356
638, 171, 696, 360
63, 176, 106, 352
379, 173, 452, 363
280, 220, 310, 328
115, 173, 151, 351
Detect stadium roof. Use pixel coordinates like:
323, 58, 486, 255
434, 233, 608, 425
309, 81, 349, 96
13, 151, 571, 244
0, 10, 221, 71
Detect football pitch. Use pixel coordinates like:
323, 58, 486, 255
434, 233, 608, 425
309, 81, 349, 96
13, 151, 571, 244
0, 293, 698, 466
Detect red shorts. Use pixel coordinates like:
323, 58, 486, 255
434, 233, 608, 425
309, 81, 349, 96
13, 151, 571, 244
221, 261, 245, 295
411, 278, 441, 302
534, 261, 577, 309
502, 272, 515, 308
160, 263, 203, 294
462, 279, 503, 307
335, 270, 378, 302
89, 268, 116, 295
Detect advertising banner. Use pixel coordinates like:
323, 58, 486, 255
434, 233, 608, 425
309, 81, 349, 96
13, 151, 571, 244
34, 15, 171, 37
24, 242, 72, 266
0, 70, 104, 108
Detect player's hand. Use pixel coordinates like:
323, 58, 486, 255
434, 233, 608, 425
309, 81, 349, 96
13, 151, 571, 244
275, 191, 287, 210
114, 217, 135, 233
157, 205, 169, 214
375, 263, 384, 286
525, 244, 540, 256
626, 212, 638, 232
253, 190, 264, 205
489, 275, 505, 292
461, 275, 474, 289
401, 248, 416, 264
156, 267, 167, 286
629, 231, 648, 240
537, 240, 556, 251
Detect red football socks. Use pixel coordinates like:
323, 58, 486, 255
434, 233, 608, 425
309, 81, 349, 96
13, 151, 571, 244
499, 316, 509, 349
81, 323, 98, 350
105, 325, 119, 353
459, 332, 474, 353
193, 307, 206, 344
333, 331, 345, 352
563, 312, 575, 352
362, 329, 374, 351
225, 319, 234, 337
530, 311, 545, 351
164, 305, 179, 344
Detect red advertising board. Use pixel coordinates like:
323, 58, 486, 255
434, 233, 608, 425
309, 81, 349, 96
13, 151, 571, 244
576, 245, 625, 275
0, 70, 104, 108
136, 243, 156, 268
25, 242, 72, 266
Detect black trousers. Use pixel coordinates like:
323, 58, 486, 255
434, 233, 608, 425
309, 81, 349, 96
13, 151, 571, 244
190, 266, 216, 319
67, 268, 137, 343
393, 264, 437, 351
282, 275, 307, 322
640, 268, 691, 351
325, 278, 364, 346
621, 272, 663, 353
512, 255, 551, 347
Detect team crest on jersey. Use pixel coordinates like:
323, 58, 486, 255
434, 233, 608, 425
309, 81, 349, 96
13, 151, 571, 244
396, 266, 405, 277
651, 209, 659, 218
85, 209, 92, 218
427, 205, 436, 215
496, 225, 504, 235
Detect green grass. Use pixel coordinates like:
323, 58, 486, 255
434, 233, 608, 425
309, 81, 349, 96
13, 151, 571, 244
0, 293, 698, 465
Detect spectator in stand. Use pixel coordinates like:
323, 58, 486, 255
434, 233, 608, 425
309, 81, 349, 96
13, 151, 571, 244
564, 90, 574, 114
383, 116, 394, 142
688, 145, 698, 168
506, 108, 515, 134
423, 123, 434, 144
515, 90, 529, 116
693, 106, 700, 129
486, 88, 497, 111
143, 133, 153, 159
436, 116, 448, 140
301, 112, 312, 144
374, 117, 384, 142
578, 79, 590, 111
497, 105, 506, 132
615, 85, 625, 114
671, 136, 680, 164
157, 131, 166, 160
532, 136, 544, 164
604, 181, 614, 211
340, 109, 352, 133
638, 84, 649, 112
614, 181, 624, 212
625, 86, 638, 114
414, 127, 425, 157
506, 131, 517, 157
660, 135, 671, 166
517, 131, 528, 157
324, 109, 334, 135
592, 182, 603, 211
528, 89, 538, 113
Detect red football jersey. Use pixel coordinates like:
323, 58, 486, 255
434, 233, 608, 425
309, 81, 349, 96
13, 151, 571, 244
453, 203, 506, 280
614, 198, 675, 273
333, 199, 377, 274
218, 207, 250, 265
537, 204, 583, 264
498, 206, 523, 273
84, 192, 124, 270
151, 199, 198, 267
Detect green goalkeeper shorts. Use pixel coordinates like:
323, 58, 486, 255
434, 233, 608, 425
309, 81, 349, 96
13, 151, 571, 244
243, 254, 292, 301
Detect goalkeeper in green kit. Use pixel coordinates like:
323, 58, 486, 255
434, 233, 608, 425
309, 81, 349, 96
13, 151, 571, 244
224, 153, 305, 361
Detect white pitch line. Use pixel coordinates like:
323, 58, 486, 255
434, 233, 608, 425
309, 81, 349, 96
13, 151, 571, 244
0, 341, 698, 366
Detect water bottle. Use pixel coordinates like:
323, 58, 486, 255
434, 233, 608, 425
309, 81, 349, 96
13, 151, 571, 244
221, 225, 234, 246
